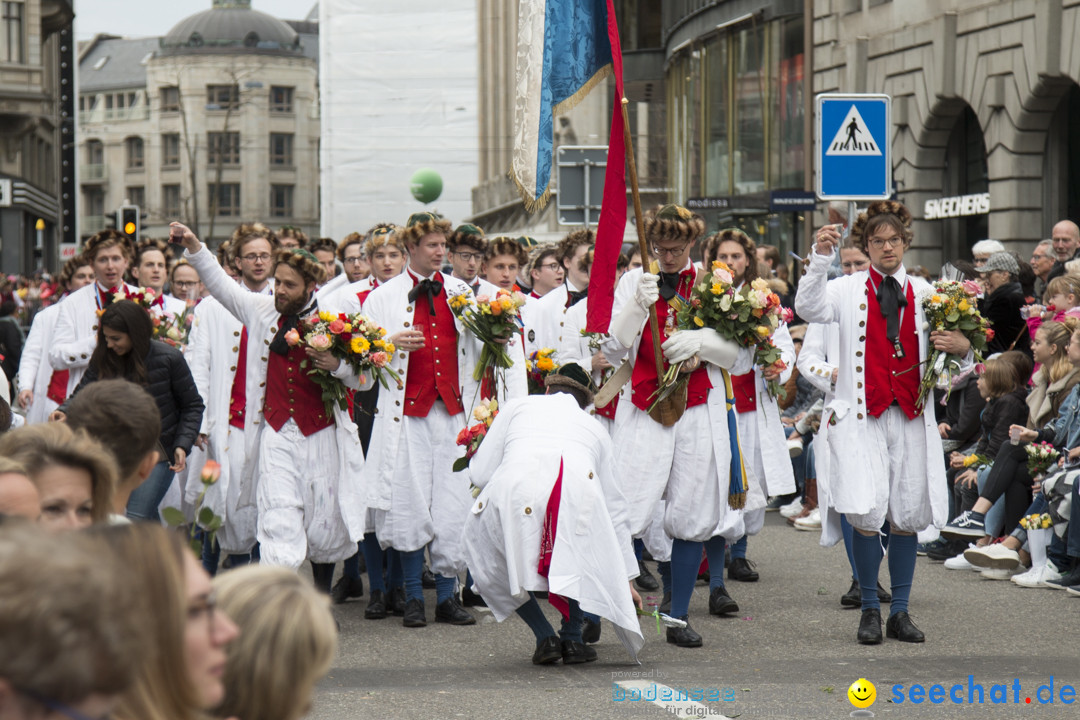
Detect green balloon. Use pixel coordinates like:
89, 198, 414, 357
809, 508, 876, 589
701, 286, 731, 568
410, 168, 443, 204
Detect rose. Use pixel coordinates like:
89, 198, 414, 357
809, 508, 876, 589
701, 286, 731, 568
370, 351, 388, 367
962, 280, 981, 297
284, 329, 300, 347
713, 267, 733, 285
201, 460, 222, 485
329, 319, 345, 335
309, 333, 332, 351
756, 325, 771, 337
986, 328, 996, 341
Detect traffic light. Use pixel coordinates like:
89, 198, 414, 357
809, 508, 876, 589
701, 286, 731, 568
119, 204, 140, 243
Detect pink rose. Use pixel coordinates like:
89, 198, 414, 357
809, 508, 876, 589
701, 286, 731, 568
309, 333, 332, 351
962, 280, 981, 297
284, 329, 300, 346
371, 351, 388, 367
329, 319, 345, 334
144, 287, 156, 299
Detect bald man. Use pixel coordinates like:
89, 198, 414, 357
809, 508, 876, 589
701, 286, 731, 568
1047, 220, 1080, 283
0, 459, 40, 521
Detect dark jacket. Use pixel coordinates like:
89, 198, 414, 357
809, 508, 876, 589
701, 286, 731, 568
63, 341, 204, 463
976, 387, 1030, 459
981, 281, 1031, 357
940, 373, 986, 448
0, 315, 23, 386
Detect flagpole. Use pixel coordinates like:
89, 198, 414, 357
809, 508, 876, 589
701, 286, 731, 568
619, 97, 665, 375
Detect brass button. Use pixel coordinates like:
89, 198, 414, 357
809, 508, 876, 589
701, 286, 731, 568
80, 353, 87, 359
477, 501, 483, 509
859, 336, 865, 342
234, 331, 240, 337
857, 398, 863, 404
856, 366, 863, 373
393, 417, 400, 422
261, 357, 268, 362
232, 346, 238, 352
230, 365, 236, 371
588, 472, 594, 479
68, 356, 74, 361
271, 327, 278, 333
259, 381, 266, 387
404, 322, 410, 327
857, 382, 863, 388
400, 353, 406, 359
858, 413, 864, 419
406, 306, 413, 312
856, 351, 863, 357
524, 507, 532, 515
264, 339, 270, 345
395, 400, 401, 406
92, 324, 98, 331
859, 304, 867, 310
859, 321, 865, 327
435, 359, 440, 364
288, 388, 294, 395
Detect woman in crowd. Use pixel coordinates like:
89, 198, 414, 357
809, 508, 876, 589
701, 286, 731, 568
0, 421, 116, 530
211, 566, 338, 720
57, 300, 204, 521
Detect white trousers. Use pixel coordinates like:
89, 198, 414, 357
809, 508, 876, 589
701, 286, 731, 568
204, 428, 257, 555
255, 419, 354, 568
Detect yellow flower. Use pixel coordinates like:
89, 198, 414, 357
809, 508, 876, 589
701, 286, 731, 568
384, 342, 396, 354
931, 295, 943, 304
693, 316, 705, 327
756, 325, 770, 337
499, 296, 515, 312
958, 299, 970, 312
373, 339, 385, 350
751, 278, 770, 292
350, 336, 370, 354
379, 328, 387, 337
537, 357, 555, 372
710, 283, 723, 295
343, 323, 353, 332
319, 311, 335, 322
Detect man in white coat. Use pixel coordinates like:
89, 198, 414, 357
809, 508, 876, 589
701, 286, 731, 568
524, 229, 594, 357
173, 222, 367, 593
601, 205, 752, 648
797, 201, 970, 645
462, 363, 644, 665
364, 212, 527, 628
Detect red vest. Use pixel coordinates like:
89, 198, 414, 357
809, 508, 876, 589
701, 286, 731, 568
865, 268, 921, 420
631, 269, 712, 411
404, 277, 464, 417
46, 369, 70, 405
731, 371, 757, 413
357, 279, 378, 307
229, 328, 249, 429
263, 339, 334, 436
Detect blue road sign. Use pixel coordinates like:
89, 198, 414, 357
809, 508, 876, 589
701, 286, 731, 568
816, 93, 891, 201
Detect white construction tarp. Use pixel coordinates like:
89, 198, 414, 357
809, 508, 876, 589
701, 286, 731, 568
319, 0, 478, 238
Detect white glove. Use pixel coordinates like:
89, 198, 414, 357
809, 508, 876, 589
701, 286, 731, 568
661, 330, 703, 365
634, 272, 660, 310
698, 330, 740, 369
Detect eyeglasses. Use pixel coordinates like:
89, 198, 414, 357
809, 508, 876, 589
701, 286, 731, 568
868, 236, 905, 249
172, 280, 199, 289
342, 256, 366, 265
650, 243, 690, 258
19, 689, 111, 720
241, 253, 272, 263
453, 251, 482, 262
537, 262, 561, 272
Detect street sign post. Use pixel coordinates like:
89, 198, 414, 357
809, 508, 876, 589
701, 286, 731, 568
556, 146, 607, 227
816, 93, 891, 201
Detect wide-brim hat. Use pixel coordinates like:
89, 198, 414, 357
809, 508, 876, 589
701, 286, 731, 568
544, 361, 596, 404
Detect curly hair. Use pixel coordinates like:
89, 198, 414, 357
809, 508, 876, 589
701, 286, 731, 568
365, 223, 404, 256
231, 222, 279, 258
277, 225, 309, 248
396, 211, 452, 247
58, 254, 92, 290
216, 239, 234, 268
485, 236, 527, 265
336, 232, 365, 261
850, 200, 913, 254
275, 248, 327, 286
556, 228, 595, 267
310, 237, 338, 255
133, 238, 172, 270
642, 205, 706, 245
703, 228, 759, 285
84, 228, 135, 262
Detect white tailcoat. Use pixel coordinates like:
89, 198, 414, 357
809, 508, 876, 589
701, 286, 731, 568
49, 282, 138, 389
184, 245, 368, 540
794, 251, 950, 528
322, 276, 376, 315
17, 302, 61, 424
462, 394, 644, 660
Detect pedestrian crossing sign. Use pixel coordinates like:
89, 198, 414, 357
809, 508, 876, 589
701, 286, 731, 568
816, 93, 891, 201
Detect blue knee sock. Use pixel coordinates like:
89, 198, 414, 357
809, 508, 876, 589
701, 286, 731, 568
387, 549, 404, 588
841, 515, 857, 581
886, 533, 917, 615
657, 561, 672, 596
515, 594, 556, 643
435, 574, 456, 604
670, 538, 703, 618
703, 536, 728, 591
343, 543, 362, 580
633, 537, 645, 562
561, 599, 584, 643
400, 548, 425, 602
852, 529, 884, 611
362, 534, 385, 592
730, 535, 748, 560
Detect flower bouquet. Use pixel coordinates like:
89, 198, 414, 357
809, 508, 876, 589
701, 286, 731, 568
162, 460, 224, 555
526, 348, 558, 395
1025, 441, 1061, 478
286, 310, 401, 418
1019, 512, 1053, 530
915, 279, 992, 409
962, 453, 992, 470
453, 398, 499, 474
449, 288, 527, 385
153, 302, 196, 349
97, 285, 164, 317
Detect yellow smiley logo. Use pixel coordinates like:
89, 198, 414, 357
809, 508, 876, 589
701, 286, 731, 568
848, 678, 876, 709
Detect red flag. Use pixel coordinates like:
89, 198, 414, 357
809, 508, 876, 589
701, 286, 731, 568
585, 0, 626, 333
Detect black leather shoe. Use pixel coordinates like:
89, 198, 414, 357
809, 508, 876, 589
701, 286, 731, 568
877, 582, 892, 604
561, 639, 598, 664
402, 598, 426, 628
841, 579, 861, 608
885, 611, 925, 643
666, 617, 703, 648
462, 586, 487, 607
364, 589, 387, 620
435, 596, 476, 625
388, 586, 407, 616
532, 636, 562, 665
857, 608, 882, 645
582, 618, 601, 644
727, 557, 759, 582
422, 566, 437, 589
708, 586, 739, 615
658, 591, 671, 616
635, 561, 660, 591
330, 575, 365, 605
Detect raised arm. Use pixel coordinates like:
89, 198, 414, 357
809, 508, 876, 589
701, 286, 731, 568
173, 223, 264, 327
795, 225, 843, 324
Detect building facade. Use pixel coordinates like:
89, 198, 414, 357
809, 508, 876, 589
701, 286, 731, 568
78, 0, 319, 246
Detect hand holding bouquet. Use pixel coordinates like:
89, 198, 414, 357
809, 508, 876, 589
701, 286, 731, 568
1025, 441, 1061, 478
453, 398, 499, 473
449, 289, 527, 385
916, 279, 992, 409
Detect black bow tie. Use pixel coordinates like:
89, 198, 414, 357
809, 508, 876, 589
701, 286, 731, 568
408, 277, 443, 315
876, 275, 907, 343
270, 298, 317, 356
658, 270, 691, 301
567, 288, 587, 307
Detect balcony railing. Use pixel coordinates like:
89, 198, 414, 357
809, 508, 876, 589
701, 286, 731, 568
81, 216, 107, 234
82, 164, 106, 181
79, 106, 150, 125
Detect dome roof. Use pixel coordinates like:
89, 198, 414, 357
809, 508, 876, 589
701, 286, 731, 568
160, 1, 301, 55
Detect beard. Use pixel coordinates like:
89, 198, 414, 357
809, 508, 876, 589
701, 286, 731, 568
275, 292, 310, 316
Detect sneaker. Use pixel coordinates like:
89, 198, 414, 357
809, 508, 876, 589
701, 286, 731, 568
1011, 561, 1060, 588
1065, 585, 1080, 597
765, 494, 794, 511
980, 567, 1020, 580
941, 510, 986, 539
779, 498, 804, 518
1043, 564, 1080, 590
793, 508, 822, 531
917, 538, 948, 556
926, 538, 967, 562
943, 549, 978, 571
964, 543, 1021, 570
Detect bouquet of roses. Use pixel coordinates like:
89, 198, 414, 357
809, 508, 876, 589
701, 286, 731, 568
449, 289, 527, 384
162, 460, 224, 555
1019, 512, 1053, 530
915, 279, 993, 409
285, 310, 402, 418
97, 285, 165, 317
153, 302, 197, 349
1025, 441, 1061, 478
526, 348, 558, 395
453, 398, 499, 474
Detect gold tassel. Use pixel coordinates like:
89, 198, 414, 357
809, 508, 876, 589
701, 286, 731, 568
728, 493, 746, 510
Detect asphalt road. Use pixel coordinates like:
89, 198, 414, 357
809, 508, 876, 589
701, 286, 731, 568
310, 513, 1080, 719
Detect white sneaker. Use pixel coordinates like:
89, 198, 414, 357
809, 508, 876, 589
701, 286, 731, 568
794, 508, 821, 531
964, 543, 1021, 570
1012, 561, 1060, 588
1038, 561, 1065, 588
980, 567, 1020, 580
779, 498, 804, 518
944, 546, 978, 571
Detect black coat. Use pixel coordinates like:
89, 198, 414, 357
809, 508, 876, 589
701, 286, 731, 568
940, 374, 985, 447
981, 281, 1031, 357
976, 387, 1030, 459
63, 341, 204, 463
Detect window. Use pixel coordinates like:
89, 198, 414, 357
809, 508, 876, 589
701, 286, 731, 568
208, 183, 240, 216
126, 136, 145, 169
269, 133, 293, 166
3, 2, 23, 64
126, 186, 146, 209
162, 184, 181, 217
207, 132, 240, 165
206, 84, 239, 110
160, 86, 180, 112
270, 184, 293, 217
269, 86, 293, 113
162, 133, 180, 167
83, 187, 104, 217
86, 139, 104, 165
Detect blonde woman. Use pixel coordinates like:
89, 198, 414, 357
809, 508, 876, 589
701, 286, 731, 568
94, 524, 238, 720
211, 565, 337, 720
